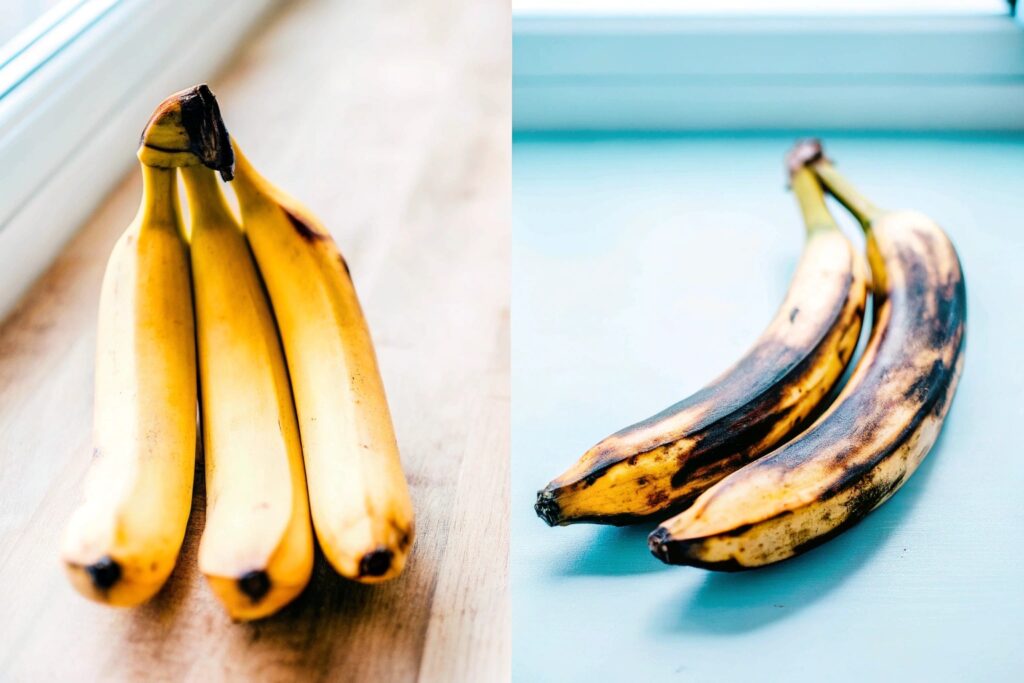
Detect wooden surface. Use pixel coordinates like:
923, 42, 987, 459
0, 1, 509, 680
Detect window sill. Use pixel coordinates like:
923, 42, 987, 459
513, 12, 1024, 131
0, 0, 276, 318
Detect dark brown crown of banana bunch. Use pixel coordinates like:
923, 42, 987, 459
785, 138, 827, 180
138, 83, 235, 181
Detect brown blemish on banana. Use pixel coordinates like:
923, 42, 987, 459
282, 207, 327, 242
139, 84, 235, 180
398, 528, 413, 551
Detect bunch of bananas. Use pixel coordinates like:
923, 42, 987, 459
537, 139, 966, 571
61, 85, 414, 619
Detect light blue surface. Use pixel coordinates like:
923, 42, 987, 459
512, 134, 1024, 682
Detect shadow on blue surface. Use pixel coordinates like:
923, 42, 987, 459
650, 421, 952, 635
554, 523, 672, 576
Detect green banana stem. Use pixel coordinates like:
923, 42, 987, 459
810, 159, 884, 229
793, 140, 889, 296
790, 166, 836, 234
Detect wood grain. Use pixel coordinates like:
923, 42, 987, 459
0, 0, 510, 680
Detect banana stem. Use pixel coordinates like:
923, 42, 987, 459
790, 167, 836, 234
139, 164, 180, 228
810, 160, 884, 229
181, 165, 234, 225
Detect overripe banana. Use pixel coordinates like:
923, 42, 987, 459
649, 140, 966, 570
535, 165, 869, 526
61, 163, 196, 606
138, 86, 414, 582
183, 165, 314, 620
230, 144, 414, 582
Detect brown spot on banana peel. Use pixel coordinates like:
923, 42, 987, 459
397, 527, 413, 551
282, 207, 328, 242
668, 402, 797, 489
278, 205, 353, 276
651, 214, 966, 570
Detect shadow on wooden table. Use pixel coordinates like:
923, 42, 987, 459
651, 424, 951, 636
107, 446, 425, 679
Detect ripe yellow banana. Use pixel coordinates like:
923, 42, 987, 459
137, 85, 413, 582
650, 140, 966, 570
183, 165, 314, 620
61, 163, 196, 606
230, 143, 414, 582
536, 164, 869, 526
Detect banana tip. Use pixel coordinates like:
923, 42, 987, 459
237, 570, 271, 603
785, 138, 826, 178
359, 548, 394, 578
85, 555, 122, 591
534, 490, 563, 527
647, 527, 672, 564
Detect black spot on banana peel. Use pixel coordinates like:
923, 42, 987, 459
649, 146, 966, 571
138, 84, 235, 181
535, 168, 870, 527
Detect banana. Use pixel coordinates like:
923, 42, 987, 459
229, 143, 414, 582
61, 163, 196, 606
183, 165, 313, 620
649, 140, 966, 570
535, 161, 869, 526
138, 85, 413, 582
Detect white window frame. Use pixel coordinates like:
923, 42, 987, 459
0, 0, 277, 318
513, 7, 1024, 131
